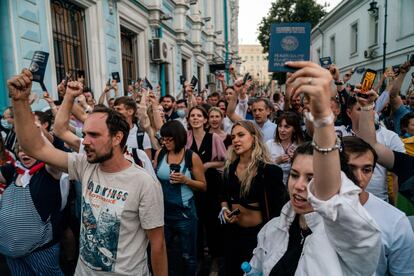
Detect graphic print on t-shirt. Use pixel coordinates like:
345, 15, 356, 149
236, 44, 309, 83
80, 180, 128, 272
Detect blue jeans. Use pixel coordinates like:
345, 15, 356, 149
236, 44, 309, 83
6, 243, 64, 276
164, 201, 198, 276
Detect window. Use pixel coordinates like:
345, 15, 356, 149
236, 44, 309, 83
330, 36, 336, 62
316, 47, 321, 59
182, 58, 188, 79
350, 23, 358, 54
121, 27, 138, 95
51, 0, 88, 87
400, 0, 414, 37
369, 15, 379, 46
251, 56, 254, 61
256, 56, 260, 61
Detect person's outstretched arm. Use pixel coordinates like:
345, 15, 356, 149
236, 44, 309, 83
226, 79, 243, 123
8, 69, 69, 171
357, 90, 395, 169
287, 61, 340, 200
54, 87, 82, 152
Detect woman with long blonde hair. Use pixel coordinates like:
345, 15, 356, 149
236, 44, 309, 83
219, 120, 286, 276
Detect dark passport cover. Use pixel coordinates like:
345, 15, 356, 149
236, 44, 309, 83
29, 51, 49, 91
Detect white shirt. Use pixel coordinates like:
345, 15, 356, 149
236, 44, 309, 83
126, 125, 152, 150
249, 172, 382, 276
253, 120, 276, 142
265, 140, 297, 185
223, 117, 233, 134
364, 193, 414, 276
340, 126, 406, 201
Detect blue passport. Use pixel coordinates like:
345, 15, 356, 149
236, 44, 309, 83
268, 23, 311, 72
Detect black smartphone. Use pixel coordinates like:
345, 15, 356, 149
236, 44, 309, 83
106, 78, 111, 86
392, 65, 400, 76
410, 54, 414, 66
77, 69, 85, 80
169, 164, 181, 174
358, 69, 377, 98
228, 208, 240, 218
242, 73, 250, 85
145, 77, 153, 90
190, 75, 198, 89
112, 72, 121, 83
319, 57, 332, 69
180, 75, 186, 85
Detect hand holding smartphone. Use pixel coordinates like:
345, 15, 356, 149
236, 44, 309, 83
227, 208, 240, 218
358, 69, 377, 98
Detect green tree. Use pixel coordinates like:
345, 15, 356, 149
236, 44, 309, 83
258, 0, 327, 83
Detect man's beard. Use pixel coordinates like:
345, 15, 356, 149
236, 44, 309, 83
163, 106, 172, 112
86, 147, 114, 164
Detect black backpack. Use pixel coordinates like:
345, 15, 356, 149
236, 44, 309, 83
135, 124, 145, 150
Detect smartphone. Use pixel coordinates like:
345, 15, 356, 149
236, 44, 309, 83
77, 69, 85, 80
358, 69, 377, 98
169, 164, 181, 174
410, 54, 414, 66
392, 65, 400, 76
319, 57, 332, 69
242, 73, 250, 85
228, 208, 240, 218
106, 78, 111, 86
144, 77, 153, 90
411, 72, 414, 78
112, 72, 121, 83
190, 75, 198, 89
180, 75, 186, 85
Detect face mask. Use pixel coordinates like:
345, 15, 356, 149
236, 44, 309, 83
176, 109, 186, 118
1, 119, 12, 130
403, 132, 413, 138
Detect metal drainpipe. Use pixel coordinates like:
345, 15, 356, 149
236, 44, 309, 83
382, 0, 388, 74
223, 0, 230, 83
158, 27, 166, 96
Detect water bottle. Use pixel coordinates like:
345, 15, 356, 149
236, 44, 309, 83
241, 262, 262, 276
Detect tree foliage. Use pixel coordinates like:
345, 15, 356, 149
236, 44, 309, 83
257, 0, 327, 84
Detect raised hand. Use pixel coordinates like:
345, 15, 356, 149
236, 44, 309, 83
328, 64, 340, 81
286, 61, 333, 119
66, 81, 84, 99
7, 69, 33, 101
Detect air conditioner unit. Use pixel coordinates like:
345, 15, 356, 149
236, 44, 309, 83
152, 38, 169, 63
364, 49, 377, 59
207, 73, 216, 84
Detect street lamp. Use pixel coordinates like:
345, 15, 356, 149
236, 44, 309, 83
368, 0, 387, 79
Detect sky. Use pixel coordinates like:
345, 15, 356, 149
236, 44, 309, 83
238, 0, 343, 44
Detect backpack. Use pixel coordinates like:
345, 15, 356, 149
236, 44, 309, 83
130, 148, 143, 167
135, 124, 145, 150
156, 147, 193, 176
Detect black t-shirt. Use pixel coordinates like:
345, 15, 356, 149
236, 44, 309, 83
269, 215, 312, 276
0, 164, 63, 241
165, 111, 179, 121
391, 151, 414, 203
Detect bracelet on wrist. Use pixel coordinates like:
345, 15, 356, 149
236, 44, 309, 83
305, 111, 335, 128
360, 103, 375, 111
312, 136, 342, 155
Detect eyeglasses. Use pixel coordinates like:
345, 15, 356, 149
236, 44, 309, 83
162, 137, 174, 143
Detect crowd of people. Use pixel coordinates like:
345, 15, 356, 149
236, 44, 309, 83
0, 58, 414, 276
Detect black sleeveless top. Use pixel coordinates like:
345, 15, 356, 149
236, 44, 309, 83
190, 132, 213, 164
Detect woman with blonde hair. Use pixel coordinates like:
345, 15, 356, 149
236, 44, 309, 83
219, 120, 286, 276
208, 107, 232, 148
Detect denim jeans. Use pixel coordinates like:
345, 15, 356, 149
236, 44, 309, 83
164, 200, 198, 276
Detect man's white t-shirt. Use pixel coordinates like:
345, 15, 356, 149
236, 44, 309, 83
340, 126, 405, 201
126, 125, 152, 150
364, 193, 414, 276
68, 153, 164, 275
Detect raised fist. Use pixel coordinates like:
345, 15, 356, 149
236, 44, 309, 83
66, 81, 84, 98
7, 69, 33, 101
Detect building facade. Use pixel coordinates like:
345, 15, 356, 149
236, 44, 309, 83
0, 0, 239, 110
238, 44, 270, 86
311, 0, 414, 93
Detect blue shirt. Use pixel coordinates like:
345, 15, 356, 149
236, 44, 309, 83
392, 105, 413, 135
